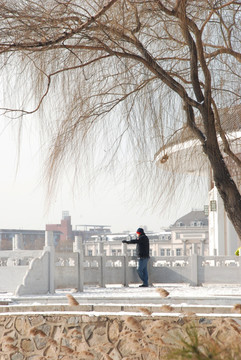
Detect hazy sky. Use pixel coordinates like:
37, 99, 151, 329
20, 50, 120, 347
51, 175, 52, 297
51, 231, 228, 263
0, 114, 208, 233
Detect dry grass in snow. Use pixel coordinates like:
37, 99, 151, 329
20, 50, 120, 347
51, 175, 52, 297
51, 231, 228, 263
156, 288, 170, 297
66, 293, 79, 306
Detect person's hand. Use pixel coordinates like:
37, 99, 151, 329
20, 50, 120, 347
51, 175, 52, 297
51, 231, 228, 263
122, 240, 127, 243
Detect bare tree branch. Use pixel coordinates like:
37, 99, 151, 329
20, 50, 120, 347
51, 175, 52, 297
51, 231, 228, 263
0, 0, 241, 239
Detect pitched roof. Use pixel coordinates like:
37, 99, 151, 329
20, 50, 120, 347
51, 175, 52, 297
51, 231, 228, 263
172, 210, 208, 227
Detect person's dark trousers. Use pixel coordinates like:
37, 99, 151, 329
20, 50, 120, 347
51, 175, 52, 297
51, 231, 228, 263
137, 258, 149, 286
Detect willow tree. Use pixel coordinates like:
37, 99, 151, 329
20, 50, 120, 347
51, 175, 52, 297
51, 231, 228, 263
0, 1, 240, 236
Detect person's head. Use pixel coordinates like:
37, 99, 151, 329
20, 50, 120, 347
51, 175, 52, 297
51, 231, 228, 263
136, 228, 144, 238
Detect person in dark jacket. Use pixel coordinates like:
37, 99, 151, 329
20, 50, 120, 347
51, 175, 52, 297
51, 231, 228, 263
122, 227, 150, 287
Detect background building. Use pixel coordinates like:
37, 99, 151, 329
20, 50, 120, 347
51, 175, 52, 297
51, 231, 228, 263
46, 211, 111, 251
82, 210, 208, 257
0, 229, 45, 250
0, 210, 208, 254
170, 210, 209, 256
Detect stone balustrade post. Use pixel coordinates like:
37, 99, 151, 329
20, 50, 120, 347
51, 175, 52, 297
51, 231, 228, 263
190, 253, 198, 286
44, 231, 55, 294
73, 236, 84, 292
122, 242, 127, 255
96, 240, 105, 287
121, 242, 128, 286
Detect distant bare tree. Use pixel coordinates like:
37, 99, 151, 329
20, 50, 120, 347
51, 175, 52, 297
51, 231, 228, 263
0, 1, 241, 237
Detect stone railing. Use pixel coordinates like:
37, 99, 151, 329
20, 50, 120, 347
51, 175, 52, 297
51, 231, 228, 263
0, 249, 42, 293
1, 232, 241, 295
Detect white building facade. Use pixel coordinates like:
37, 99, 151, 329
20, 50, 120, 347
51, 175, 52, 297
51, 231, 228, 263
209, 186, 239, 255
170, 210, 209, 256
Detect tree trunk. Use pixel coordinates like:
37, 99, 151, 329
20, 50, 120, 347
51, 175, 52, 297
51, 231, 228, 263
208, 150, 241, 241
202, 109, 241, 241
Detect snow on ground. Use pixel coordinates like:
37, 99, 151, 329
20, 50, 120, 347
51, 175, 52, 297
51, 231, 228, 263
1, 284, 241, 319
1, 283, 241, 303
90, 283, 241, 297
70, 283, 241, 301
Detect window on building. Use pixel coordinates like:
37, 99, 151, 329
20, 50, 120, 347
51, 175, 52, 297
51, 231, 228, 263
88, 250, 93, 256
176, 248, 181, 256
160, 249, 165, 256
166, 249, 171, 256
117, 249, 122, 256
149, 249, 152, 256
127, 250, 131, 256
176, 233, 180, 239
112, 249, 116, 256
133, 250, 137, 256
